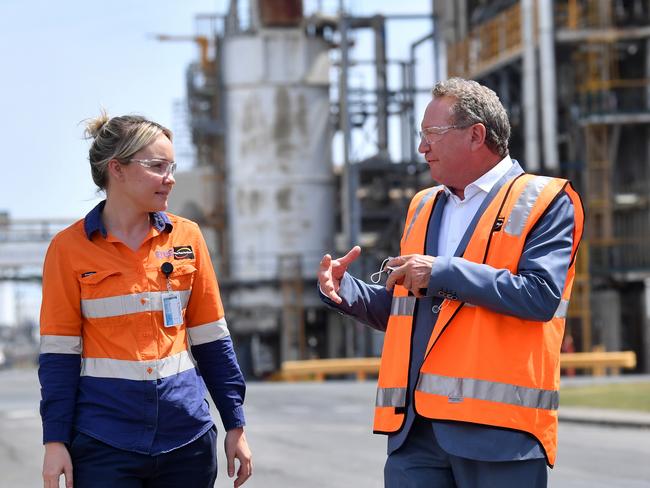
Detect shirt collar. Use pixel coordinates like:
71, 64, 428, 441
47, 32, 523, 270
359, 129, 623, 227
84, 200, 173, 240
444, 155, 513, 200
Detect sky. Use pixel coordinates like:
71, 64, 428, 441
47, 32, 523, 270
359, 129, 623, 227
0, 0, 433, 220
1, 0, 434, 324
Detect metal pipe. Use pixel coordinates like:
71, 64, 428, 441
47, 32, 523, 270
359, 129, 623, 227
432, 13, 441, 84
538, 0, 559, 172
338, 13, 359, 252
400, 62, 413, 161
372, 15, 389, 156
409, 31, 436, 161
458, 0, 467, 40
521, 0, 540, 171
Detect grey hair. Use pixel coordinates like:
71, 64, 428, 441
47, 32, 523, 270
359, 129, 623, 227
83, 110, 173, 190
432, 77, 510, 157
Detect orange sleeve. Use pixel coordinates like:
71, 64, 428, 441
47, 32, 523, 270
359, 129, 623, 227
40, 236, 82, 336
185, 224, 225, 327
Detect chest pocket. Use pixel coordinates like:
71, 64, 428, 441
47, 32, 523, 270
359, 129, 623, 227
79, 270, 123, 300
79, 270, 127, 324
164, 264, 197, 293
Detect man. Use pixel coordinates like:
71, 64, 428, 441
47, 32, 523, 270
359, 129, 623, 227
318, 78, 583, 487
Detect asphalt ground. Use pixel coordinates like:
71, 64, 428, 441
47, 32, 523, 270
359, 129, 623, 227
1, 369, 649, 487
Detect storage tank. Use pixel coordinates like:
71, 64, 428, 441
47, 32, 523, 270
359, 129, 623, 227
222, 23, 334, 283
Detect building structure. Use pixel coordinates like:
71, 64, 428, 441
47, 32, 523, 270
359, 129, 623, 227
434, 0, 650, 372
170, 0, 436, 375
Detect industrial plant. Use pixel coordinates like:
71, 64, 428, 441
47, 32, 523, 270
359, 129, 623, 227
2, 0, 649, 377
162, 0, 650, 377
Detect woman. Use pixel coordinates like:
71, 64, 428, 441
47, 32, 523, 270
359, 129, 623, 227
38, 113, 252, 488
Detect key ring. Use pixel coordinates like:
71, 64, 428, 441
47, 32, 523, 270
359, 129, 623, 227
370, 257, 396, 284
431, 301, 447, 314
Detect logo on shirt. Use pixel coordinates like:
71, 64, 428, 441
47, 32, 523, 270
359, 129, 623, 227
155, 248, 174, 259
173, 246, 195, 260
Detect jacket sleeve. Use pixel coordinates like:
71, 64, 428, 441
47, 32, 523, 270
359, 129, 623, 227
427, 192, 575, 321
185, 224, 246, 431
318, 273, 393, 331
38, 237, 82, 445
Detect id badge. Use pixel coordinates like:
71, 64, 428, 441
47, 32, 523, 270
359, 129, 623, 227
162, 291, 183, 327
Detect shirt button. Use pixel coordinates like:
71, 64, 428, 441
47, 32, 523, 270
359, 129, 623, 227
146, 424, 154, 430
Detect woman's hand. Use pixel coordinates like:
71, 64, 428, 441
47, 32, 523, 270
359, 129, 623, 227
43, 442, 73, 488
224, 427, 252, 487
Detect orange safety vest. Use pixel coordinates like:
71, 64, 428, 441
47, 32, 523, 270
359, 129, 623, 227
373, 173, 584, 467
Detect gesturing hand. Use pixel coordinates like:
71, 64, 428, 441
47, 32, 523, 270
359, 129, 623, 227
385, 254, 435, 298
317, 246, 361, 304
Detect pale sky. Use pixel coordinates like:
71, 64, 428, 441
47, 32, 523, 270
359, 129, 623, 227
1, 0, 433, 220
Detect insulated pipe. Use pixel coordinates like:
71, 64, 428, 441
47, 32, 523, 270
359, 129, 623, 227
521, 0, 540, 171
538, 0, 559, 172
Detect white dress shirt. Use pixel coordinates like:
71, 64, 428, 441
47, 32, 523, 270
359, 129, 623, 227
437, 156, 513, 257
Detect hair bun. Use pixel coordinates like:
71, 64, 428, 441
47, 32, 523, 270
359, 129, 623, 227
84, 109, 111, 139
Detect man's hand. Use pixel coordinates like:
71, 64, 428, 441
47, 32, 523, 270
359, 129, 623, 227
43, 442, 73, 488
317, 246, 361, 304
225, 427, 252, 487
385, 254, 436, 297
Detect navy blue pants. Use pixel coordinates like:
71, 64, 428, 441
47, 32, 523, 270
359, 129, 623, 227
384, 419, 548, 488
69, 427, 218, 488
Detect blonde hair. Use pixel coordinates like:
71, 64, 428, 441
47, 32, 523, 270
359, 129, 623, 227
83, 110, 173, 190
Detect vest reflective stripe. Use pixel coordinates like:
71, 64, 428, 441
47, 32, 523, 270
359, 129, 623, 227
417, 373, 559, 411
81, 290, 191, 319
404, 188, 440, 241
40, 335, 82, 354
554, 299, 570, 319
390, 296, 416, 316
376, 387, 407, 407
81, 350, 195, 380
187, 318, 230, 345
504, 176, 553, 236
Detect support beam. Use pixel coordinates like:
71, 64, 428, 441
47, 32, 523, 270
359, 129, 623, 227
538, 0, 559, 172
521, 0, 540, 171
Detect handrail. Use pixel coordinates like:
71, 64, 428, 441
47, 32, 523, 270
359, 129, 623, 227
275, 351, 637, 381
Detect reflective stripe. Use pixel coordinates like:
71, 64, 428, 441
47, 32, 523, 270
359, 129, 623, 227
504, 176, 553, 236
40, 335, 82, 354
390, 296, 416, 316
376, 387, 407, 407
81, 290, 191, 319
417, 373, 559, 411
554, 299, 569, 319
81, 350, 195, 381
404, 188, 440, 241
187, 318, 230, 345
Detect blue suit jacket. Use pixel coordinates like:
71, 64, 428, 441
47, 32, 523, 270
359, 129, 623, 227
320, 162, 576, 461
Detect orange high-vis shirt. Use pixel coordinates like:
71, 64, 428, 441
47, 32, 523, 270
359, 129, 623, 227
38, 202, 245, 453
